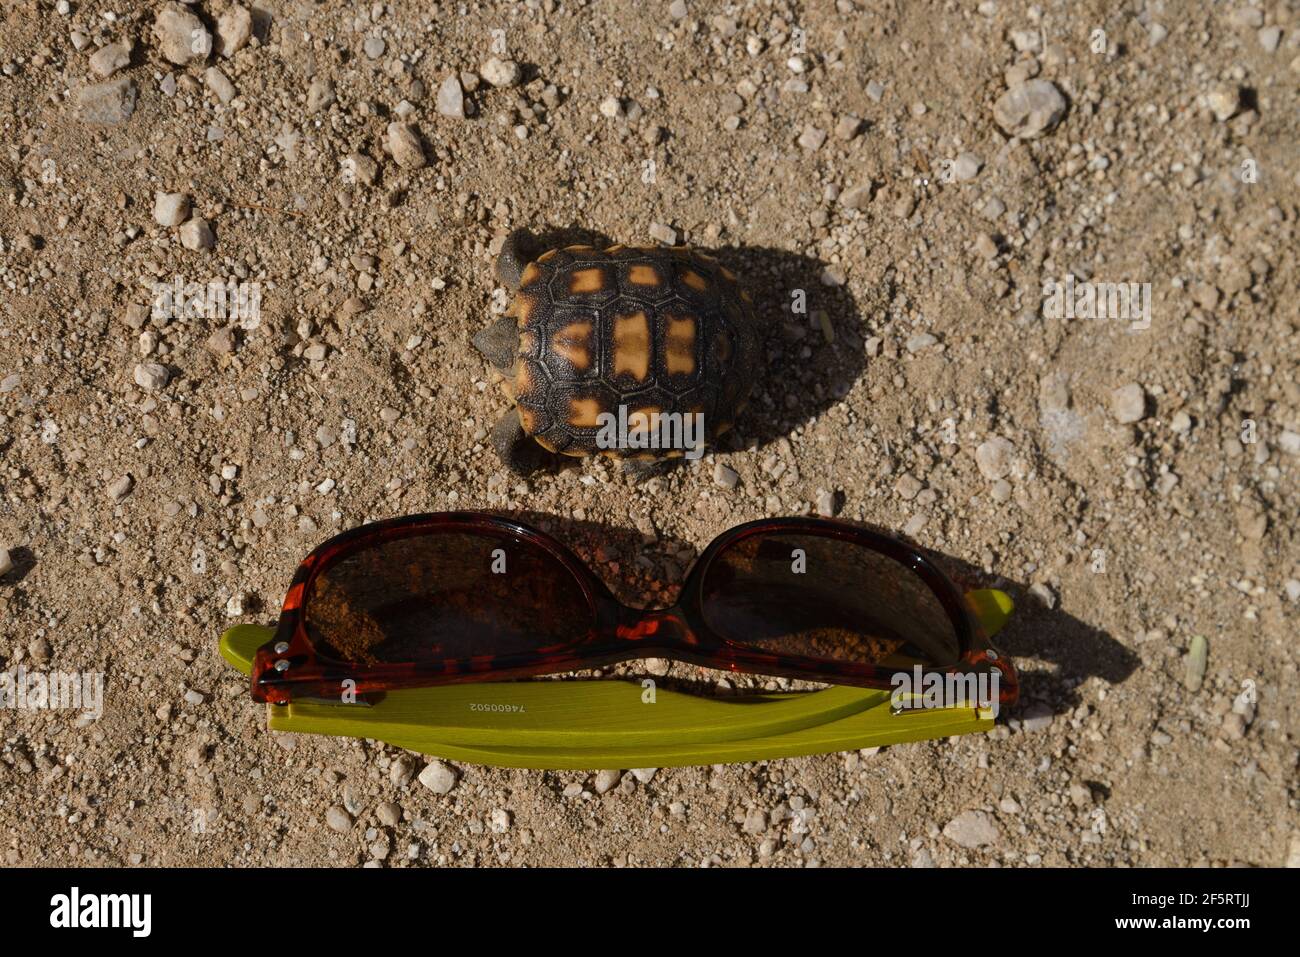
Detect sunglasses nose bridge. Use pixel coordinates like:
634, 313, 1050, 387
615, 607, 694, 649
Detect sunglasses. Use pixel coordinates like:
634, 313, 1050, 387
250, 513, 1017, 708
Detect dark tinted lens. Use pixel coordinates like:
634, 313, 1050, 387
303, 530, 594, 664
699, 532, 960, 667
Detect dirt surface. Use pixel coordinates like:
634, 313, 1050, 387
1, 0, 1297, 868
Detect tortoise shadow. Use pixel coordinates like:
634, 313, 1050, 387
487, 511, 1139, 716
505, 225, 868, 463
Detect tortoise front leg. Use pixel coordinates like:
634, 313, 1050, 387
491, 408, 550, 476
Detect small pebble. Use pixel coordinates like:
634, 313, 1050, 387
418, 760, 457, 795
179, 217, 215, 251
153, 3, 211, 66
942, 810, 1000, 849
993, 79, 1066, 138
325, 806, 353, 833
216, 4, 253, 57
952, 152, 982, 181
481, 56, 522, 87
1207, 88, 1239, 122
1110, 383, 1146, 424
88, 41, 132, 79
134, 362, 170, 390
387, 123, 426, 169
436, 75, 465, 119
649, 222, 678, 245
975, 437, 1015, 480
594, 769, 622, 794
152, 191, 190, 227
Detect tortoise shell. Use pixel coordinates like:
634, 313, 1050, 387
503, 244, 760, 459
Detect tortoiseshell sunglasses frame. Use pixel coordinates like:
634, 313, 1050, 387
250, 513, 1018, 706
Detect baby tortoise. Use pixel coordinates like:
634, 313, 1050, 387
472, 230, 761, 477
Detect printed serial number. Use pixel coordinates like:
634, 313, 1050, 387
468, 702, 526, 713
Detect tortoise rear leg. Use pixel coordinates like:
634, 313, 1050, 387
491, 408, 550, 476
496, 228, 540, 292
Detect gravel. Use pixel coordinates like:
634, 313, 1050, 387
179, 217, 215, 251
133, 362, 170, 390
437, 76, 465, 119
942, 810, 1000, 849
88, 41, 132, 79
152, 192, 190, 227
325, 806, 353, 833
386, 123, 427, 169
418, 761, 457, 795
993, 79, 1067, 138
216, 5, 253, 57
1110, 383, 1147, 424
153, 3, 211, 66
975, 437, 1015, 480
481, 57, 522, 88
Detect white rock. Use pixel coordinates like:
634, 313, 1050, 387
418, 760, 457, 794
152, 191, 190, 227
906, 332, 937, 352
386, 122, 426, 169
630, 767, 658, 784
797, 125, 827, 150
0, 547, 13, 577
1110, 382, 1146, 424
952, 152, 982, 181
179, 217, 215, 250
133, 362, 170, 390
594, 769, 622, 794
649, 222, 678, 245
216, 4, 253, 57
975, 436, 1015, 480
713, 462, 739, 490
325, 806, 353, 832
205, 66, 236, 104
436, 75, 464, 118
599, 95, 625, 119
942, 810, 1000, 849
480, 56, 522, 87
1207, 88, 1240, 122
1258, 27, 1282, 53
993, 79, 1066, 138
107, 474, 134, 501
153, 3, 211, 66
1020, 702, 1053, 732
89, 41, 132, 79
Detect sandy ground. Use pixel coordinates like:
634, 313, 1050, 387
1, 0, 1297, 867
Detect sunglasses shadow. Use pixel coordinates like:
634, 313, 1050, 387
496, 510, 1139, 720
494, 225, 868, 469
